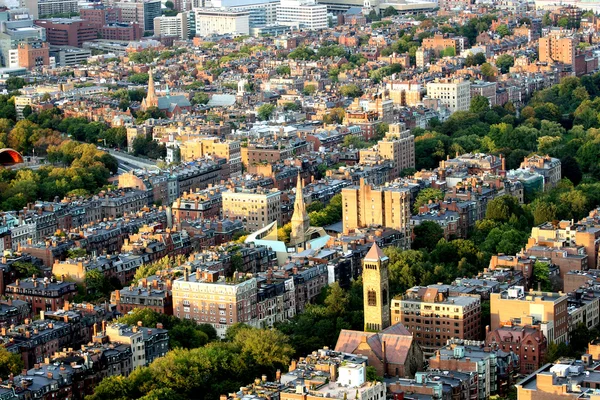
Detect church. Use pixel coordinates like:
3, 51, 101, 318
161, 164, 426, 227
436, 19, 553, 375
335, 242, 424, 378
140, 69, 192, 118
288, 172, 328, 251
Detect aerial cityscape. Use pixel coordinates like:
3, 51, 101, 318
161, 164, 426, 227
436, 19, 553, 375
0, 0, 597, 398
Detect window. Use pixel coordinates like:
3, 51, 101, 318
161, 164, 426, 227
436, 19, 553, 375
368, 290, 377, 307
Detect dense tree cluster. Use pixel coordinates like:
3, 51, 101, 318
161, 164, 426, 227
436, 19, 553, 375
87, 325, 292, 400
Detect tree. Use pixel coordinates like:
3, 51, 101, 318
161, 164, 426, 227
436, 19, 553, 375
480, 63, 496, 80
557, 17, 569, 28
0, 347, 23, 378
22, 105, 33, 118
257, 104, 275, 121
470, 95, 490, 113
441, 47, 456, 57
383, 6, 397, 16
465, 52, 486, 66
340, 84, 363, 98
413, 188, 444, 213
412, 221, 444, 252
366, 366, 382, 381
533, 261, 552, 291
496, 24, 511, 37
495, 54, 514, 74
165, 0, 174, 9
303, 84, 317, 96
276, 65, 291, 76
6, 77, 26, 91
485, 195, 527, 223
191, 92, 209, 105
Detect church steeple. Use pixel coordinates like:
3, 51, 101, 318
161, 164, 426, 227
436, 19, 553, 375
363, 242, 390, 332
290, 171, 310, 249
141, 68, 158, 111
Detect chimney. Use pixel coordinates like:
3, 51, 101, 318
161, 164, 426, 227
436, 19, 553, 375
102, 320, 106, 333
93, 323, 98, 336
137, 320, 143, 327
156, 323, 163, 329
276, 369, 281, 382
184, 268, 189, 281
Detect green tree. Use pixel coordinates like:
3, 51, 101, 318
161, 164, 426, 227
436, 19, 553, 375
480, 63, 496, 80
165, 0, 174, 9
276, 65, 291, 76
412, 221, 444, 252
413, 188, 444, 213
441, 46, 456, 57
303, 84, 317, 96
496, 24, 511, 37
191, 92, 209, 105
382, 6, 397, 16
6, 77, 26, 91
495, 54, 514, 74
470, 95, 490, 113
257, 104, 275, 121
533, 261, 552, 291
129, 73, 149, 84
340, 84, 363, 98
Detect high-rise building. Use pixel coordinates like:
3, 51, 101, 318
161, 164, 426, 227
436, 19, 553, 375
539, 33, 576, 65
289, 172, 310, 250
114, 0, 161, 32
363, 243, 391, 332
153, 11, 189, 39
20, 0, 78, 19
341, 179, 411, 246
359, 123, 415, 179
221, 187, 281, 232
276, 0, 327, 30
426, 79, 471, 113
193, 8, 249, 37
16, 40, 48, 69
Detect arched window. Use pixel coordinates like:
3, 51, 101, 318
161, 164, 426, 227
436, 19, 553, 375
382, 288, 388, 306
368, 290, 377, 306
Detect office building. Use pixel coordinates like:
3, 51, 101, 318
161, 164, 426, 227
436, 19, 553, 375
276, 0, 327, 30
0, 9, 46, 67
341, 179, 411, 245
222, 187, 281, 232
490, 287, 568, 344
114, 0, 161, 32
153, 11, 189, 39
194, 8, 249, 37
391, 285, 481, 355
34, 18, 97, 47
49, 45, 92, 66
426, 79, 471, 113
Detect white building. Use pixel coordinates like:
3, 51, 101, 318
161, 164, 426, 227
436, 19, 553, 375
153, 11, 189, 39
276, 0, 327, 30
426, 79, 471, 113
194, 8, 250, 37
208, 0, 278, 26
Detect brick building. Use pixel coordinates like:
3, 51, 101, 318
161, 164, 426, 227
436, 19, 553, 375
34, 18, 98, 47
5, 276, 77, 314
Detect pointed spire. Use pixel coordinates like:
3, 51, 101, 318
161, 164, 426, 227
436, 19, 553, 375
144, 68, 158, 110
293, 171, 307, 219
364, 242, 388, 262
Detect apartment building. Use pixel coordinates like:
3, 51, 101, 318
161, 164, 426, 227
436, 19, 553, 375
490, 287, 568, 344
222, 187, 281, 232
426, 79, 471, 113
114, 0, 161, 32
520, 154, 561, 190
103, 322, 169, 369
178, 137, 242, 176
172, 268, 258, 338
341, 179, 411, 247
276, 0, 327, 30
5, 276, 77, 314
359, 123, 415, 179
153, 11, 189, 39
422, 34, 466, 56
391, 285, 481, 355
171, 187, 223, 224
21, 0, 78, 19
516, 360, 600, 399
194, 8, 250, 37
539, 33, 576, 65
112, 277, 173, 316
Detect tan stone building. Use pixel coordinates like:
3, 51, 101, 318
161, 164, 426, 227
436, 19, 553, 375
490, 288, 568, 344
359, 123, 415, 179
221, 187, 281, 232
341, 179, 411, 246
363, 243, 390, 332
391, 286, 481, 355
539, 34, 575, 65
179, 137, 242, 176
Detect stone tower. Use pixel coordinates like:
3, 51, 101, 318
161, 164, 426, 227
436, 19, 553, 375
289, 171, 310, 249
141, 68, 158, 111
363, 242, 390, 332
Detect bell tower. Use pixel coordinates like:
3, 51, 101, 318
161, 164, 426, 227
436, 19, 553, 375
363, 242, 390, 332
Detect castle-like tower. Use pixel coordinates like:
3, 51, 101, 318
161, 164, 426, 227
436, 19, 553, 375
140, 68, 158, 111
289, 172, 310, 249
363, 242, 391, 332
